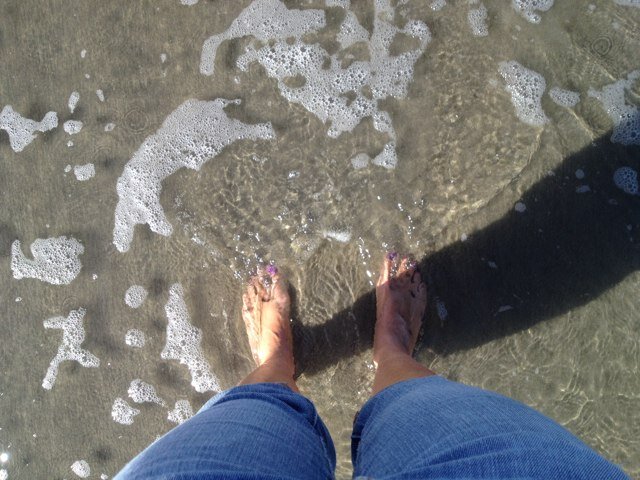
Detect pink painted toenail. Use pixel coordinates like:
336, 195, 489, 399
266, 264, 278, 276
387, 251, 398, 261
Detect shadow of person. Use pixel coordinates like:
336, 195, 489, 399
294, 130, 640, 376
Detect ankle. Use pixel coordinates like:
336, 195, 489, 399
373, 346, 413, 367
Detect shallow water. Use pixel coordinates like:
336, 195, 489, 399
0, 0, 639, 478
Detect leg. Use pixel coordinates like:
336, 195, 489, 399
351, 253, 628, 479
116, 266, 336, 479
372, 252, 434, 395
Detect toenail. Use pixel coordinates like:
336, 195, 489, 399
387, 251, 398, 261
266, 263, 278, 277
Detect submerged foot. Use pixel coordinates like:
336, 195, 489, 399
373, 252, 427, 365
242, 265, 293, 367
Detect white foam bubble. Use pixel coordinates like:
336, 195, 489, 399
0, 469, 6, 480
499, 61, 548, 126
168, 400, 194, 424
200, 0, 325, 77
111, 397, 140, 425
125, 329, 145, 348
512, 0, 554, 23
104, 122, 116, 132
42, 308, 100, 390
64, 120, 83, 135
588, 70, 640, 145
96, 89, 105, 102
549, 87, 579, 107
0, 106, 58, 152
160, 53, 167, 63
101, 474, 109, 479
68, 91, 80, 113
71, 460, 90, 478
181, 0, 199, 4
212, 0, 430, 170
124, 285, 147, 308
163, 283, 220, 392
468, 3, 489, 36
1, 452, 8, 463
613, 167, 638, 195
351, 153, 370, 169
337, 10, 369, 49
112, 99, 274, 252
430, 0, 446, 11
11, 236, 84, 285
322, 230, 352, 242
128, 379, 166, 406
80, 49, 87, 58
74, 163, 95, 181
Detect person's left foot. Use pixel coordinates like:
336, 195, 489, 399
242, 265, 293, 366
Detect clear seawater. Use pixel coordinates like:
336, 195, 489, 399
0, 1, 639, 479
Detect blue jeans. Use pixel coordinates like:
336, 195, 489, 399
115, 376, 628, 479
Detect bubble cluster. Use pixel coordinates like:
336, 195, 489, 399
201, 0, 431, 170
112, 99, 275, 252
0, 469, 6, 480
42, 308, 100, 390
0, 106, 58, 152
96, 89, 105, 102
549, 87, 580, 107
588, 70, 640, 145
74, 163, 95, 181
71, 460, 90, 478
63, 120, 83, 135
162, 283, 220, 393
613, 167, 638, 195
124, 329, 145, 348
499, 60, 549, 126
127, 379, 166, 406
124, 285, 147, 308
68, 91, 80, 113
468, 3, 489, 37
512, 0, 554, 23
167, 400, 194, 424
111, 397, 140, 425
11, 236, 84, 285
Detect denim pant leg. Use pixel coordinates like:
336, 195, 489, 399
352, 376, 629, 479
116, 383, 336, 480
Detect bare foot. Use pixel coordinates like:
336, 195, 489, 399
242, 265, 293, 367
373, 252, 427, 365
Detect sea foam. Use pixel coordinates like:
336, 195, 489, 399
162, 283, 220, 393
512, 0, 554, 23
168, 400, 194, 424
200, 0, 431, 169
112, 99, 274, 252
499, 61, 548, 126
111, 397, 140, 425
11, 236, 83, 285
588, 70, 640, 145
0, 106, 57, 152
71, 460, 90, 478
128, 379, 166, 406
42, 308, 100, 390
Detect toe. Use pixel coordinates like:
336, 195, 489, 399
378, 251, 397, 287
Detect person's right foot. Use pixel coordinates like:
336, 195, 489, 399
373, 252, 427, 365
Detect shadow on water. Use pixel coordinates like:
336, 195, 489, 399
294, 130, 640, 376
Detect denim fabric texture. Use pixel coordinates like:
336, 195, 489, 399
352, 376, 629, 479
115, 383, 336, 480
116, 377, 629, 479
